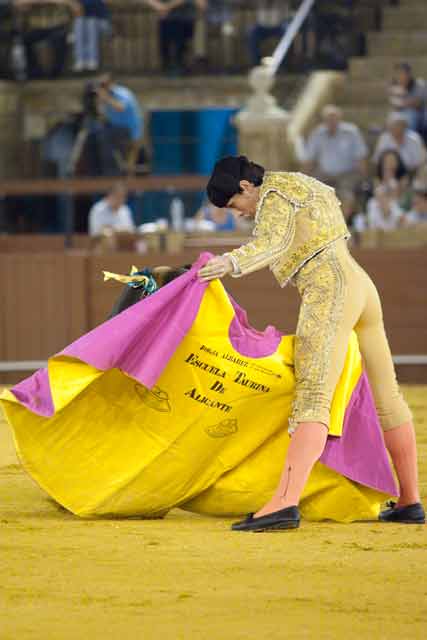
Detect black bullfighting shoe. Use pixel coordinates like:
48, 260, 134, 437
379, 501, 425, 524
231, 505, 300, 532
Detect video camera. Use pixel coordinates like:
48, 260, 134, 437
82, 80, 101, 118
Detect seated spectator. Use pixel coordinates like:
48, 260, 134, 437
374, 149, 412, 210
373, 112, 427, 174
248, 1, 291, 67
404, 189, 427, 226
388, 62, 425, 133
366, 185, 404, 232
73, 0, 111, 72
88, 183, 135, 237
302, 104, 368, 194
95, 73, 144, 170
145, 0, 207, 74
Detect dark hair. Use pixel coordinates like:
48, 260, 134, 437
239, 159, 265, 186
393, 62, 415, 92
206, 156, 265, 207
376, 149, 407, 181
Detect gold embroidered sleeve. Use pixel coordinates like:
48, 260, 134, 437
227, 190, 296, 277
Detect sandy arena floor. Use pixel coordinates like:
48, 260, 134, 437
1, 386, 426, 640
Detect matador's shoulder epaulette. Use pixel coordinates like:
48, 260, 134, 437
260, 172, 315, 208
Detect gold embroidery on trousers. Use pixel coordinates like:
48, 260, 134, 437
288, 245, 347, 431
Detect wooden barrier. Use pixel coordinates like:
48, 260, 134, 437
359, 227, 427, 249
0, 246, 426, 383
0, 175, 208, 247
0, 234, 91, 252
0, 252, 87, 379
0, 176, 207, 197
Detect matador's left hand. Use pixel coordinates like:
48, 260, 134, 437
198, 255, 233, 282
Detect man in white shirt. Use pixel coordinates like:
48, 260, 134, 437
88, 182, 135, 236
373, 112, 427, 173
302, 104, 368, 194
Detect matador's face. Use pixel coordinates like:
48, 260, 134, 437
227, 181, 260, 219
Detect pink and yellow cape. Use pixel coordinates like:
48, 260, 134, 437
0, 254, 397, 522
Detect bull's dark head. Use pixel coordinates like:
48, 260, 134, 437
108, 265, 190, 320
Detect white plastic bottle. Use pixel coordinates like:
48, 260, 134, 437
11, 36, 27, 81
169, 196, 185, 231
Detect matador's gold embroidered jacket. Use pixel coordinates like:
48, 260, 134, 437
226, 171, 350, 287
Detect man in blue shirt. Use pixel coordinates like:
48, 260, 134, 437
95, 73, 144, 170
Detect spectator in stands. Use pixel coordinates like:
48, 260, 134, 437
404, 189, 427, 226
388, 62, 425, 133
145, 0, 207, 74
303, 0, 355, 71
302, 104, 368, 194
191, 0, 233, 73
73, 0, 111, 72
248, 1, 291, 67
95, 73, 143, 171
373, 112, 427, 174
365, 185, 404, 232
375, 149, 412, 211
11, 0, 80, 79
88, 182, 135, 236
292, 4, 316, 70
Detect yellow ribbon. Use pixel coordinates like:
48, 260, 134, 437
102, 266, 149, 286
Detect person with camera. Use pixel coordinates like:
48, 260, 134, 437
95, 73, 143, 172
77, 73, 143, 176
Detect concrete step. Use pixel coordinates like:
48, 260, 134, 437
368, 31, 427, 56
353, 7, 381, 31
350, 56, 427, 79
340, 105, 390, 131
16, 74, 303, 115
383, 9, 427, 30
339, 81, 390, 106
393, 0, 427, 8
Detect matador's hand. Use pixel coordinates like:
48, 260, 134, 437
198, 255, 233, 282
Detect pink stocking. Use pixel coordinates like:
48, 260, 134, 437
255, 422, 328, 518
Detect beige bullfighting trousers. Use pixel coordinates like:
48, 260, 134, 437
288, 237, 412, 433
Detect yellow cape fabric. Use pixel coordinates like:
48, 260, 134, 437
0, 281, 390, 522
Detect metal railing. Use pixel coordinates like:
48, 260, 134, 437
0, 1, 386, 80
269, 0, 316, 75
